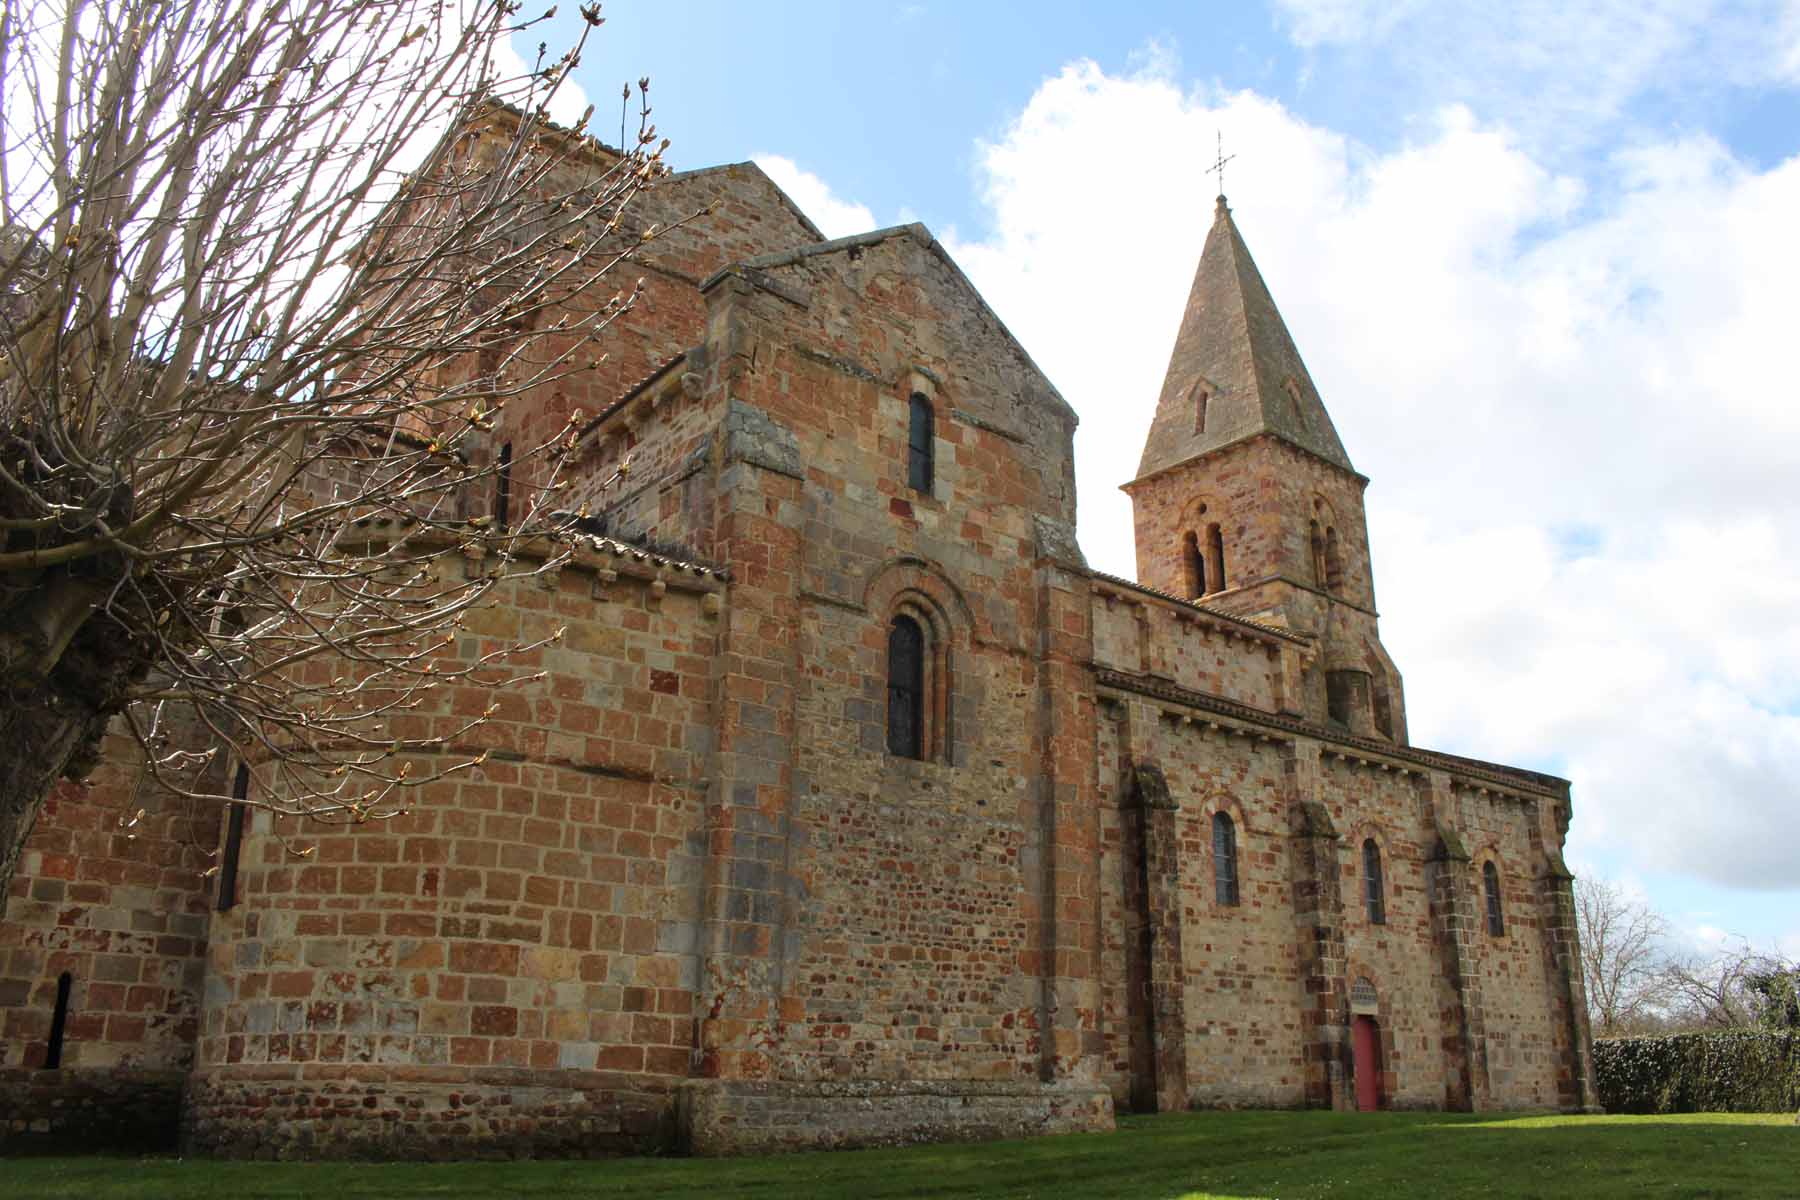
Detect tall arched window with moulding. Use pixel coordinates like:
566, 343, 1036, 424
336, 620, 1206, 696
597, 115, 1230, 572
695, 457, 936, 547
1212, 811, 1240, 906
887, 615, 926, 759
1183, 531, 1206, 599
907, 392, 934, 493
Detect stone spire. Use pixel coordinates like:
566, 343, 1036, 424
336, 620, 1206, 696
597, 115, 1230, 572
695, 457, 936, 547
1133, 196, 1354, 482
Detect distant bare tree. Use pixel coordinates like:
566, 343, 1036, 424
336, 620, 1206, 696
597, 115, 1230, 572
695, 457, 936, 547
0, 0, 669, 908
1661, 942, 1797, 1031
1576, 875, 1671, 1037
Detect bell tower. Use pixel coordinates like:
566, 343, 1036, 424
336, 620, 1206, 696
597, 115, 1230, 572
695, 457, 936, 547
1122, 195, 1407, 742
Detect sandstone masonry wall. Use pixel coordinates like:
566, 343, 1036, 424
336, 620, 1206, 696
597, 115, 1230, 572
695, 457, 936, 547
184, 557, 723, 1157
0, 723, 218, 1149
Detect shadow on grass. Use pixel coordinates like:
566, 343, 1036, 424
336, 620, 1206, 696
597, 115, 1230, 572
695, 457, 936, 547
4, 1110, 1796, 1199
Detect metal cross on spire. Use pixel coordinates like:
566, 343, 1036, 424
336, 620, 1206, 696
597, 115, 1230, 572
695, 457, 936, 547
1206, 129, 1236, 199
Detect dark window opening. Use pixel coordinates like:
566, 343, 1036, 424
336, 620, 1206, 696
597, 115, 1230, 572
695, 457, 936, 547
43, 972, 72, 1069
1183, 531, 1206, 600
1212, 811, 1240, 906
1363, 838, 1386, 925
1327, 672, 1354, 726
1207, 523, 1227, 593
217, 763, 249, 912
886, 615, 925, 759
493, 442, 513, 531
1483, 861, 1506, 937
907, 394, 934, 493
1194, 387, 1210, 433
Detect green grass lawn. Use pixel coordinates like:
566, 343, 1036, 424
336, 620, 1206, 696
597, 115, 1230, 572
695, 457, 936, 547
5, 1110, 1796, 1199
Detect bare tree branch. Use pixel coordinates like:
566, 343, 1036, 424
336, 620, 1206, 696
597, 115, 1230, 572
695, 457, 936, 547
0, 0, 670, 905
1575, 874, 1670, 1037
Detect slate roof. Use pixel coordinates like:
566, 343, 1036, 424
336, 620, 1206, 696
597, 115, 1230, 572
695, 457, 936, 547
1134, 196, 1354, 481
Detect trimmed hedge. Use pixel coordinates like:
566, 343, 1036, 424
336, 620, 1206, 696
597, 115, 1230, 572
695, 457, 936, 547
1595, 1032, 1800, 1114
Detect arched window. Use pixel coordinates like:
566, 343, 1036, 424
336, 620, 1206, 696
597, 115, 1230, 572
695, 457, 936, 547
1327, 671, 1354, 726
1325, 527, 1344, 594
1183, 531, 1206, 600
1206, 523, 1227, 593
887, 615, 926, 759
907, 393, 934, 493
1212, 811, 1240, 906
1483, 861, 1506, 937
1310, 519, 1327, 588
1362, 838, 1386, 925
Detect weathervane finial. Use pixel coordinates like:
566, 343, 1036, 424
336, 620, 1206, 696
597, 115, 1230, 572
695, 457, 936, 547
1206, 129, 1236, 204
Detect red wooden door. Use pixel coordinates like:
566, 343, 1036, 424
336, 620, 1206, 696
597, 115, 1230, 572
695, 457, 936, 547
1352, 1016, 1380, 1112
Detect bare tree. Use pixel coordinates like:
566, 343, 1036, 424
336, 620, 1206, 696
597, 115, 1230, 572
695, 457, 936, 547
1662, 942, 1799, 1031
0, 0, 669, 907
1575, 875, 1671, 1037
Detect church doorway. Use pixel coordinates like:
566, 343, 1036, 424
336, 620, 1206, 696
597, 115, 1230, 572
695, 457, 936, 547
1351, 1015, 1382, 1112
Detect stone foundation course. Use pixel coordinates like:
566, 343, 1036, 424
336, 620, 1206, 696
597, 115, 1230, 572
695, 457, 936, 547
677, 1079, 1116, 1155
182, 1066, 676, 1160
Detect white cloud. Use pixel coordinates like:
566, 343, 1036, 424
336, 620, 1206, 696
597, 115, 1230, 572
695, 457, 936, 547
752, 155, 878, 239
498, 25, 594, 134
1272, 0, 1797, 153
930, 56, 1800, 903
1779, 0, 1800, 82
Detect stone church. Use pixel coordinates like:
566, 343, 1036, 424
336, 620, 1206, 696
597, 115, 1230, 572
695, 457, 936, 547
0, 110, 1597, 1157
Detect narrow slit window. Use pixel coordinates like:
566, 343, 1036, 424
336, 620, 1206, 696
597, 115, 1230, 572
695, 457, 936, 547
217, 763, 249, 912
1363, 838, 1386, 925
1207, 523, 1227, 593
1194, 386, 1210, 433
1483, 861, 1506, 937
493, 441, 513, 531
887, 615, 925, 760
43, 972, 72, 1069
907, 394, 934, 493
1325, 527, 1343, 593
1212, 812, 1240, 906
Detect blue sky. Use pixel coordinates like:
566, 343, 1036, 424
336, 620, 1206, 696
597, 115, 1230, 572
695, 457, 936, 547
535, 1, 1800, 959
